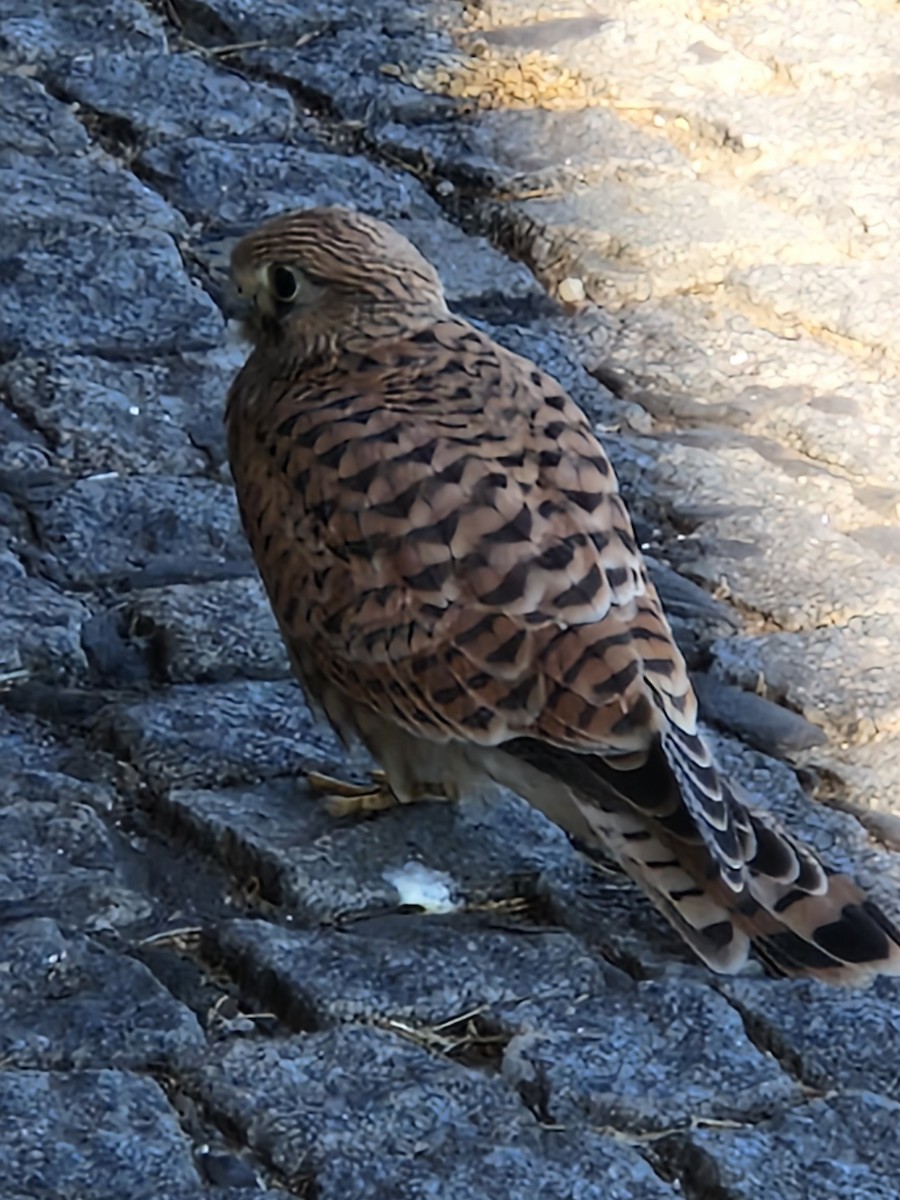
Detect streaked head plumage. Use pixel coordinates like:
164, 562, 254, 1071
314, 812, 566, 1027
230, 206, 446, 342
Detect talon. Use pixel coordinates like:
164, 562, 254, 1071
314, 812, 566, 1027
306, 769, 388, 798
306, 769, 397, 818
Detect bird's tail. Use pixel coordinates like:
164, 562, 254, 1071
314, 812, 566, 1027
660, 726, 900, 983
507, 732, 900, 983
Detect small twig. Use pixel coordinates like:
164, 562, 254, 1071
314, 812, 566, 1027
138, 925, 204, 948
206, 39, 273, 56
430, 1003, 491, 1033
0, 668, 30, 690
205, 30, 321, 58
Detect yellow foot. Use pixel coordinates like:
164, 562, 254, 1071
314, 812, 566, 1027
306, 769, 452, 817
306, 768, 398, 818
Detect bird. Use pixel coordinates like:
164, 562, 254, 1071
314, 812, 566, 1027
225, 204, 900, 984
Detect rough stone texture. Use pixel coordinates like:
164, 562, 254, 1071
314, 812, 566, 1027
92, 681, 337, 789
138, 138, 437, 229
48, 50, 297, 143
0, 559, 91, 685
498, 978, 797, 1134
0, 789, 155, 933
3, 0, 900, 1194
2, 0, 166, 64
0, 921, 206, 1070
160, 779, 575, 915
32, 475, 248, 587
214, 915, 622, 1025
0, 1070, 203, 1199
215, 919, 798, 1133
1, 222, 223, 357
673, 1093, 900, 1200
194, 1026, 678, 1199
122, 576, 290, 683
0, 351, 234, 477
718, 975, 900, 1099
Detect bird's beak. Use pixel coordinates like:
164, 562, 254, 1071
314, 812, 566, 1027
220, 282, 257, 324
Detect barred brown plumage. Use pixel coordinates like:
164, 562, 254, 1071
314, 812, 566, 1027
226, 205, 900, 983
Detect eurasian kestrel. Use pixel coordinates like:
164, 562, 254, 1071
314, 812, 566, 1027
226, 205, 900, 983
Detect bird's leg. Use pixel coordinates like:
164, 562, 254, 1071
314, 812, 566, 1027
306, 768, 451, 818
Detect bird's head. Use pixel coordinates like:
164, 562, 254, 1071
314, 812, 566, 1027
230, 206, 449, 355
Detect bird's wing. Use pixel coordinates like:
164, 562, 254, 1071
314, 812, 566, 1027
228, 318, 748, 871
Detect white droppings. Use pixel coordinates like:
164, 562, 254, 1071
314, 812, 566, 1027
558, 276, 585, 303
128, 405, 141, 416
382, 861, 460, 913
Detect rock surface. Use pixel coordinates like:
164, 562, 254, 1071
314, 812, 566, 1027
2, 0, 900, 1195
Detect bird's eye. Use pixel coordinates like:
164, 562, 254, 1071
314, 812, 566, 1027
269, 264, 299, 303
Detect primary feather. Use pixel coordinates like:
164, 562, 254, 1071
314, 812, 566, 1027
226, 205, 900, 983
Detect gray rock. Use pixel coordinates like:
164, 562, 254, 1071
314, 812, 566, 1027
0, 352, 231, 477
214, 918, 796, 1133
92, 680, 335, 790
501, 978, 797, 1133
49, 50, 296, 143
242, 28, 455, 128
0, 762, 116, 817
2, 0, 165, 65
0, 921, 205, 1070
0, 74, 88, 156
0, 709, 86, 776
2, 151, 182, 238
718, 975, 900, 1098
122, 577, 289, 684
158, 777, 576, 918
1, 223, 223, 357
32, 475, 248, 587
674, 1092, 900, 1200
194, 1026, 678, 1199
0, 405, 51, 475
0, 798, 152, 933
692, 672, 828, 757
379, 104, 692, 192
174, 0, 415, 44
0, 569, 90, 685
711, 619, 900, 743
214, 915, 624, 1026
139, 138, 438, 228
0, 1069, 203, 1199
